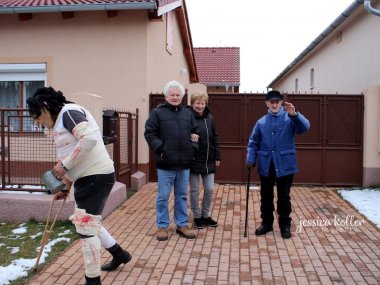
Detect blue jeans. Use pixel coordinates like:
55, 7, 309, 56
156, 168, 190, 228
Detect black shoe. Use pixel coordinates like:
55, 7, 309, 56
84, 276, 101, 285
201, 216, 218, 227
193, 218, 205, 229
281, 226, 291, 239
101, 243, 132, 271
255, 224, 273, 236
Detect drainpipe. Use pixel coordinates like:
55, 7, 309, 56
364, 0, 380, 16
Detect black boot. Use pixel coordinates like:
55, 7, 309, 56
280, 225, 291, 239
255, 224, 273, 236
84, 276, 101, 285
101, 243, 132, 271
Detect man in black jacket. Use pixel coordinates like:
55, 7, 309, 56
144, 80, 199, 241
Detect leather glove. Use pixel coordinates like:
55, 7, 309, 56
246, 163, 256, 169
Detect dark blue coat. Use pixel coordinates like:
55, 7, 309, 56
246, 107, 310, 177
144, 103, 198, 170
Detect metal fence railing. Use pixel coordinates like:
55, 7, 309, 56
0, 108, 139, 192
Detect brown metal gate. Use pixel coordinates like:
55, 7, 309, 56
286, 94, 363, 186
148, 93, 363, 186
105, 109, 139, 187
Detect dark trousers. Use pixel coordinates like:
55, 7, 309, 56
259, 161, 293, 228
74, 173, 115, 215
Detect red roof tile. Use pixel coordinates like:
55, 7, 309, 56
0, 0, 156, 8
193, 47, 240, 86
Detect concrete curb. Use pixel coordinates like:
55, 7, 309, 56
0, 181, 127, 223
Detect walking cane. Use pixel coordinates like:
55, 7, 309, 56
244, 167, 251, 237
33, 195, 67, 272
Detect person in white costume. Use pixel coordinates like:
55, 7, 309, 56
27, 87, 131, 285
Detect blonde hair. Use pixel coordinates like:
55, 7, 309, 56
190, 91, 209, 105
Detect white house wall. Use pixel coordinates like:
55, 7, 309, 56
273, 7, 380, 94
147, 12, 191, 94
0, 9, 192, 171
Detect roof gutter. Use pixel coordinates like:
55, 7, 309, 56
206, 83, 240, 87
267, 0, 364, 89
0, 3, 157, 14
364, 0, 380, 16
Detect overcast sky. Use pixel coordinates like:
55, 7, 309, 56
186, 0, 355, 92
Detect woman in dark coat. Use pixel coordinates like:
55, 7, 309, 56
188, 92, 221, 229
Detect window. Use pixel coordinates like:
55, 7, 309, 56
295, 78, 298, 94
166, 11, 174, 54
310, 68, 314, 90
0, 63, 46, 132
336, 31, 342, 43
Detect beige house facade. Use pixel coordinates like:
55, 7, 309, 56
268, 0, 380, 186
0, 0, 198, 175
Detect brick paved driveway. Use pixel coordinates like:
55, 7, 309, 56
27, 183, 380, 285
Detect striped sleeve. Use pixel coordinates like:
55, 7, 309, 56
62, 109, 88, 133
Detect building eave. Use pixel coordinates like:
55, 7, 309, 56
175, 0, 198, 83
0, 2, 157, 14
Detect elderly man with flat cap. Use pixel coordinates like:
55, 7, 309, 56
246, 90, 310, 239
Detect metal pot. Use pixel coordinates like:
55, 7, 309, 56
41, 170, 65, 194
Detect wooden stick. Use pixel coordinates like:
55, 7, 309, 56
244, 168, 251, 238
33, 196, 67, 272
